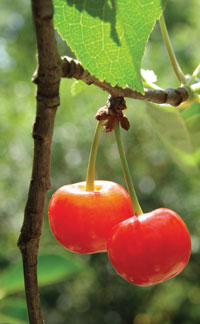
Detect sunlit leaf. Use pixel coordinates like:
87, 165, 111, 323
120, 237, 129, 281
71, 80, 93, 96
141, 69, 157, 83
53, 0, 164, 92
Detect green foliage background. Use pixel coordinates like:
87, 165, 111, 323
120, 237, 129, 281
0, 0, 200, 323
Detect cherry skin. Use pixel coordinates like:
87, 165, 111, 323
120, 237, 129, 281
48, 180, 134, 254
107, 208, 191, 286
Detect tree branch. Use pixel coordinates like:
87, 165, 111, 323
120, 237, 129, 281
17, 1, 61, 323
61, 56, 189, 107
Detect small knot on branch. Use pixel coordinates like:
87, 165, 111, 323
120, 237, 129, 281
166, 87, 189, 106
96, 96, 130, 132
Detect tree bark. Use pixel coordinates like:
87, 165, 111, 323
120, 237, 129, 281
17, 0, 61, 323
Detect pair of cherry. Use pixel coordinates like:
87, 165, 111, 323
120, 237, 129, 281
48, 180, 191, 286
48, 115, 191, 287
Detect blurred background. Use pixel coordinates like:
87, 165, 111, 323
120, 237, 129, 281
0, 0, 200, 323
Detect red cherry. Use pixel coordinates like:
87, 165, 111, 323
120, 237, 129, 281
107, 208, 191, 286
48, 180, 134, 254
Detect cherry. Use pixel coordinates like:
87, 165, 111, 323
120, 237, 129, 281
107, 208, 191, 286
48, 180, 134, 254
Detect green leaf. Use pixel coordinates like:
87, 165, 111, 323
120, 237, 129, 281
0, 253, 87, 295
37, 253, 87, 286
146, 103, 200, 172
71, 80, 93, 96
53, 0, 164, 92
0, 298, 28, 324
182, 102, 200, 120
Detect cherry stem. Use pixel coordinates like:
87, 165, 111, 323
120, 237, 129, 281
114, 122, 143, 216
85, 121, 104, 191
159, 14, 187, 85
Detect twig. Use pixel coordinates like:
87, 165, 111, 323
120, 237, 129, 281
61, 56, 188, 107
17, 0, 61, 323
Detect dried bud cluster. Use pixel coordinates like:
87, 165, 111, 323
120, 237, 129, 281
96, 96, 130, 132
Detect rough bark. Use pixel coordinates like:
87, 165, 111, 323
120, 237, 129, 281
17, 0, 61, 323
